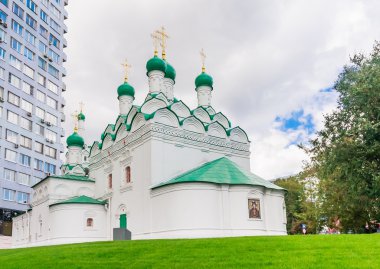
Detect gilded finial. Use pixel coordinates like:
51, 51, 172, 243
155, 26, 169, 60
121, 59, 132, 82
200, 48, 206, 73
79, 101, 84, 113
151, 32, 160, 56
71, 111, 79, 132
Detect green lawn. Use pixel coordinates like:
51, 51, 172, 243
1, 234, 379, 268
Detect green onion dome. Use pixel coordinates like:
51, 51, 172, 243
77, 112, 85, 121
164, 62, 176, 81
66, 132, 84, 148
146, 55, 167, 74
195, 72, 213, 89
117, 82, 135, 98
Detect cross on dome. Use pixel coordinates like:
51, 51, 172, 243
71, 110, 79, 132
155, 26, 169, 60
200, 48, 206, 73
151, 32, 161, 56
121, 59, 132, 82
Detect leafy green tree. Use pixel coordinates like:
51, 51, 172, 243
306, 41, 380, 232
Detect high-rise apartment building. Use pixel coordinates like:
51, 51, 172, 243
0, 0, 67, 235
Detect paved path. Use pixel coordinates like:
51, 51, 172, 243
0, 235, 12, 249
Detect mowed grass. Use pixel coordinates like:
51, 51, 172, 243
1, 234, 379, 269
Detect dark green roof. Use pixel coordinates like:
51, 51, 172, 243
164, 62, 176, 81
77, 112, 85, 121
50, 195, 106, 207
66, 132, 84, 148
195, 71, 213, 89
152, 157, 283, 190
117, 82, 135, 97
32, 174, 95, 188
146, 55, 166, 74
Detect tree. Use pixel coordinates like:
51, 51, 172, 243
305, 41, 380, 232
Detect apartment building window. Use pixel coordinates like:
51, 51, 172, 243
40, 10, 48, 23
20, 135, 32, 149
50, 18, 60, 33
39, 25, 48, 39
54, 0, 60, 5
48, 49, 59, 64
22, 81, 33, 95
35, 107, 45, 119
21, 99, 33, 113
35, 141, 44, 153
26, 14, 37, 30
35, 124, 44, 136
17, 191, 30, 203
4, 169, 16, 181
26, 0, 37, 13
24, 47, 34, 61
10, 54, 22, 70
46, 96, 57, 109
38, 57, 47, 70
49, 34, 59, 48
45, 129, 57, 142
6, 129, 18, 143
12, 3, 24, 19
3, 189, 16, 201
0, 28, 5, 42
23, 64, 34, 78
19, 153, 31, 167
44, 162, 56, 174
45, 112, 57, 125
9, 73, 21, 88
37, 73, 46, 86
20, 117, 32, 131
0, 48, 5, 60
47, 80, 58, 94
0, 68, 4, 80
18, 173, 30, 186
11, 20, 23, 36
44, 145, 56, 158
39, 41, 47, 54
11, 37, 22, 53
36, 91, 45, 102
34, 159, 44, 170
25, 30, 36, 46
7, 110, 18, 124
5, 148, 17, 162
0, 86, 3, 98
0, 0, 8, 7
48, 64, 59, 78
8, 92, 20, 107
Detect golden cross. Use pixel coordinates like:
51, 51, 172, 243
151, 32, 161, 56
71, 110, 79, 132
155, 26, 169, 60
79, 101, 84, 113
121, 59, 132, 82
200, 48, 206, 72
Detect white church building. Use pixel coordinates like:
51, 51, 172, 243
12, 32, 287, 247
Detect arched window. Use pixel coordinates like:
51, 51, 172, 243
108, 174, 112, 189
86, 218, 93, 227
126, 166, 131, 183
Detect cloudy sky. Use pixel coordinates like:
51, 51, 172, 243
63, 0, 380, 179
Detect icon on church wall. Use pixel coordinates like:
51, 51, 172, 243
248, 199, 261, 219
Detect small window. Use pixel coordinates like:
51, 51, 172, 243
108, 174, 112, 189
86, 218, 93, 227
126, 166, 131, 183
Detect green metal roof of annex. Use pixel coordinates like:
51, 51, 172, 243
32, 174, 95, 188
49, 195, 106, 207
152, 157, 283, 190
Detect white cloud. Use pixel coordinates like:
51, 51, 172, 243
63, 0, 380, 179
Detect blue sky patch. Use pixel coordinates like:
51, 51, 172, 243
275, 109, 315, 146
